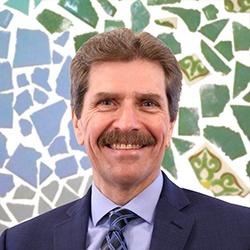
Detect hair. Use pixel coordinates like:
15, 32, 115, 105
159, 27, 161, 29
70, 28, 182, 122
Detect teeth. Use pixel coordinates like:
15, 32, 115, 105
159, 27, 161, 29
111, 144, 142, 150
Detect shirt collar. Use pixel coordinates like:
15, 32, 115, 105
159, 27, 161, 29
91, 172, 163, 226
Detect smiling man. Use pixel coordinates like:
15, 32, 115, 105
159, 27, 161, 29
1, 29, 250, 250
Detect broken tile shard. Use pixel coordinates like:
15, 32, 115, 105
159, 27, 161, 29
13, 29, 51, 68
5, 0, 29, 15
0, 62, 13, 91
199, 19, 228, 42
204, 126, 246, 160
19, 119, 32, 136
31, 67, 51, 91
131, 0, 150, 32
0, 93, 13, 128
56, 186, 79, 207
0, 205, 11, 222
105, 20, 125, 32
0, 31, 10, 58
155, 17, 177, 29
178, 107, 200, 135
200, 84, 230, 117
0, 9, 13, 28
38, 197, 52, 214
202, 4, 218, 20
54, 31, 69, 46
214, 40, 234, 61
225, 0, 250, 13
247, 161, 250, 178
172, 137, 194, 155
17, 73, 29, 88
68, 121, 85, 151
52, 51, 63, 64
39, 162, 52, 184
80, 156, 92, 170
7, 203, 34, 222
0, 174, 14, 197
157, 33, 181, 54
0, 132, 9, 166
33, 88, 48, 104
41, 181, 59, 202
161, 147, 177, 178
201, 40, 231, 74
37, 9, 72, 34
243, 92, 250, 103
74, 32, 98, 52
231, 105, 250, 141
97, 0, 116, 16
233, 61, 250, 98
148, 0, 181, 5
55, 156, 78, 178
233, 22, 250, 51
13, 185, 35, 199
5, 144, 41, 187
56, 56, 72, 99
67, 176, 83, 193
14, 90, 33, 115
31, 100, 67, 146
48, 136, 68, 156
162, 7, 200, 32
58, 0, 98, 28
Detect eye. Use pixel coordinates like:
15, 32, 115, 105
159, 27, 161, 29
96, 98, 117, 111
141, 100, 158, 107
99, 99, 114, 106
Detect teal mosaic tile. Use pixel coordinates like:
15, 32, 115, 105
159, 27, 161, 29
172, 137, 194, 155
97, 0, 116, 16
233, 22, 250, 51
157, 33, 181, 54
202, 4, 219, 20
161, 147, 177, 178
148, 0, 181, 4
74, 32, 98, 52
214, 41, 234, 61
5, 0, 29, 15
105, 20, 125, 32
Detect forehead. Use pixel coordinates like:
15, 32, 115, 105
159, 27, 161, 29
87, 59, 166, 95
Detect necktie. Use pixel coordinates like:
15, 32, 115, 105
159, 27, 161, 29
100, 208, 137, 250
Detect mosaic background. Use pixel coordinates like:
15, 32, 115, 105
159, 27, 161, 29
0, 0, 249, 233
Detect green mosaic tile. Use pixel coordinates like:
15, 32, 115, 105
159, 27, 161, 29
179, 55, 209, 82
172, 137, 194, 155
162, 7, 200, 32
58, 0, 98, 28
202, 4, 219, 20
199, 19, 228, 42
5, 0, 29, 15
74, 32, 98, 52
189, 148, 245, 196
178, 107, 200, 136
231, 105, 250, 141
157, 33, 181, 54
97, 0, 116, 17
34, 0, 42, 7
233, 22, 250, 51
105, 20, 125, 32
247, 161, 250, 178
243, 92, 250, 103
148, 0, 181, 4
131, 0, 150, 32
200, 84, 230, 117
37, 9, 72, 34
224, 0, 250, 13
214, 41, 234, 61
233, 62, 250, 98
155, 17, 177, 29
201, 40, 231, 75
204, 126, 246, 160
161, 147, 177, 178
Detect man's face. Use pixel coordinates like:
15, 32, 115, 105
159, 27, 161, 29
73, 59, 175, 194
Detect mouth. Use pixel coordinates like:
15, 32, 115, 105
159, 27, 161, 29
107, 144, 144, 150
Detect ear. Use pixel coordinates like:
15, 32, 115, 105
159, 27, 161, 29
72, 111, 85, 145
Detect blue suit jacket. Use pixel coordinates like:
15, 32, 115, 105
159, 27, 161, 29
1, 173, 250, 250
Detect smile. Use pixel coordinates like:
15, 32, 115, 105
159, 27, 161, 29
109, 144, 143, 150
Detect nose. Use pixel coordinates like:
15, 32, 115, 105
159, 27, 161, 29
113, 104, 141, 131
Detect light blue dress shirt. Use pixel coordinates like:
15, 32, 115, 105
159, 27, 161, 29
86, 172, 163, 250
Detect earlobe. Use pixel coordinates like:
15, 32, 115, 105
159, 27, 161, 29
72, 112, 85, 145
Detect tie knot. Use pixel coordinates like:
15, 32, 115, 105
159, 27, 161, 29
109, 208, 137, 232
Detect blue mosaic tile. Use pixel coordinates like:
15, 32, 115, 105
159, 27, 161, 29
33, 88, 48, 104
0, 9, 13, 28
80, 156, 92, 170
39, 162, 52, 184
0, 31, 10, 58
54, 31, 69, 46
48, 136, 68, 156
13, 29, 51, 68
16, 73, 29, 88
0, 93, 13, 128
68, 121, 85, 151
0, 173, 14, 197
31, 67, 51, 91
5, 144, 41, 187
19, 119, 32, 136
56, 56, 71, 99
55, 156, 78, 178
14, 90, 33, 115
30, 100, 67, 146
34, 0, 42, 7
0, 133, 9, 166
0, 62, 13, 92
52, 51, 63, 64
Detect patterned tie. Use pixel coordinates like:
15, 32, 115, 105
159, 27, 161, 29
100, 208, 137, 250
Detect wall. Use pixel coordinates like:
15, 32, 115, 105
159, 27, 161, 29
0, 0, 249, 233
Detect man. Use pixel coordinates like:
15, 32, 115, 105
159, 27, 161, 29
0, 28, 250, 250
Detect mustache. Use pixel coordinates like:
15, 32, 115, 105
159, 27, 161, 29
98, 129, 156, 147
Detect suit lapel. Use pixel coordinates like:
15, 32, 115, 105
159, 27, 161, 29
53, 188, 91, 250
150, 173, 194, 250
